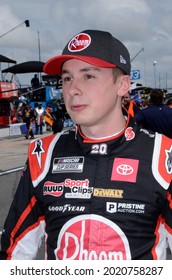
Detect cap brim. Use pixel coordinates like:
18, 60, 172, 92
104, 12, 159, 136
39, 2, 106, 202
43, 55, 116, 75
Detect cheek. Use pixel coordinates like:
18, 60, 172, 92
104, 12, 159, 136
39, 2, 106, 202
62, 91, 69, 104
97, 87, 116, 106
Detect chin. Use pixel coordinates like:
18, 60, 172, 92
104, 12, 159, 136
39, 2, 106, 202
70, 115, 89, 125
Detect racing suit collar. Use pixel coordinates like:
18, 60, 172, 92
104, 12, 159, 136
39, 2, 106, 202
76, 114, 138, 155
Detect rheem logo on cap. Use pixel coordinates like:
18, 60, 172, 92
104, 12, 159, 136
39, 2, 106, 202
68, 33, 91, 52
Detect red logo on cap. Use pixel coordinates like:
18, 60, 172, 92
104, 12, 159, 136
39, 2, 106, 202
55, 214, 131, 260
68, 33, 91, 52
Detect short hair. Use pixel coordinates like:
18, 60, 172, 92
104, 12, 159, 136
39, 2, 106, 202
112, 67, 126, 83
150, 89, 164, 105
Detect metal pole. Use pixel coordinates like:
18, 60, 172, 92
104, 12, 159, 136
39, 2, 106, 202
37, 31, 41, 62
153, 61, 157, 88
143, 57, 147, 86
0, 20, 30, 39
130, 48, 144, 62
159, 73, 161, 88
166, 73, 168, 92
37, 31, 42, 82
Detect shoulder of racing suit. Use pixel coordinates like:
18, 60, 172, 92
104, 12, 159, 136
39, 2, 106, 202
152, 132, 172, 189
28, 127, 172, 190
28, 129, 74, 187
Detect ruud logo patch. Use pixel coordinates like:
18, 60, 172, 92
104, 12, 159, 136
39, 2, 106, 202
43, 181, 64, 197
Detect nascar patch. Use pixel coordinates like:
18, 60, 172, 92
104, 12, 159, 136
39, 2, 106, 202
52, 157, 84, 173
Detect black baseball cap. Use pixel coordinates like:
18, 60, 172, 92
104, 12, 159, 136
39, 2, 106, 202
43, 29, 131, 75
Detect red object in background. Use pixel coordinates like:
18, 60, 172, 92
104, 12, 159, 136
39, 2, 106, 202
0, 82, 18, 99
0, 82, 19, 125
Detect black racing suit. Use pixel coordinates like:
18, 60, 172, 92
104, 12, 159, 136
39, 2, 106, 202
0, 116, 172, 260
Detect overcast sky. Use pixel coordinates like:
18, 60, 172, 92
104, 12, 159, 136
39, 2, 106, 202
0, 0, 172, 91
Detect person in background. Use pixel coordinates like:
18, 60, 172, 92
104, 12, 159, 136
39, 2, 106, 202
166, 98, 172, 108
44, 104, 54, 131
139, 99, 149, 109
0, 29, 172, 260
27, 116, 35, 139
17, 102, 25, 122
22, 102, 35, 139
35, 103, 45, 135
134, 88, 172, 138
51, 100, 65, 134
122, 92, 140, 117
31, 74, 40, 88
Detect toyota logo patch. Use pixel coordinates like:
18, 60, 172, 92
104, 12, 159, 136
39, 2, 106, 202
111, 158, 139, 182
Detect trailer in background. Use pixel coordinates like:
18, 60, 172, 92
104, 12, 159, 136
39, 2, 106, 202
0, 81, 18, 126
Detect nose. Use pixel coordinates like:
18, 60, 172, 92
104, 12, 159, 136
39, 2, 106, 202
67, 79, 82, 97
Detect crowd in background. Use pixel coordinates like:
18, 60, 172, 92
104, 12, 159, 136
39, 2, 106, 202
122, 88, 172, 138
10, 87, 172, 139
9, 73, 172, 139
13, 100, 65, 139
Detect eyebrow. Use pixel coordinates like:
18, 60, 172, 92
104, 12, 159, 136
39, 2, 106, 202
61, 66, 101, 75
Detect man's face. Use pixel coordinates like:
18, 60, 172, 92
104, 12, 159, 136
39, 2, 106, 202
122, 94, 130, 106
61, 59, 125, 130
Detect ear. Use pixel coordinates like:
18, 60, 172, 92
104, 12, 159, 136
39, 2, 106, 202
117, 75, 131, 97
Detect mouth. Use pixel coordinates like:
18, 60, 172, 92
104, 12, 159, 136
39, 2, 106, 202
70, 104, 88, 112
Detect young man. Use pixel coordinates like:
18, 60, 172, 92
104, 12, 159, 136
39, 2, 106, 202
0, 30, 172, 260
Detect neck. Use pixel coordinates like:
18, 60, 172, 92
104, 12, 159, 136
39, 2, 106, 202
80, 112, 126, 139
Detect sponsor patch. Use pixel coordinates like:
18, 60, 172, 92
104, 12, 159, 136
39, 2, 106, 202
55, 214, 131, 260
125, 127, 135, 141
31, 139, 45, 169
165, 146, 172, 174
68, 33, 91, 52
48, 204, 85, 213
52, 157, 84, 173
111, 158, 139, 182
64, 178, 93, 199
106, 202, 145, 214
43, 181, 64, 197
152, 134, 172, 189
120, 55, 127, 65
93, 188, 123, 198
